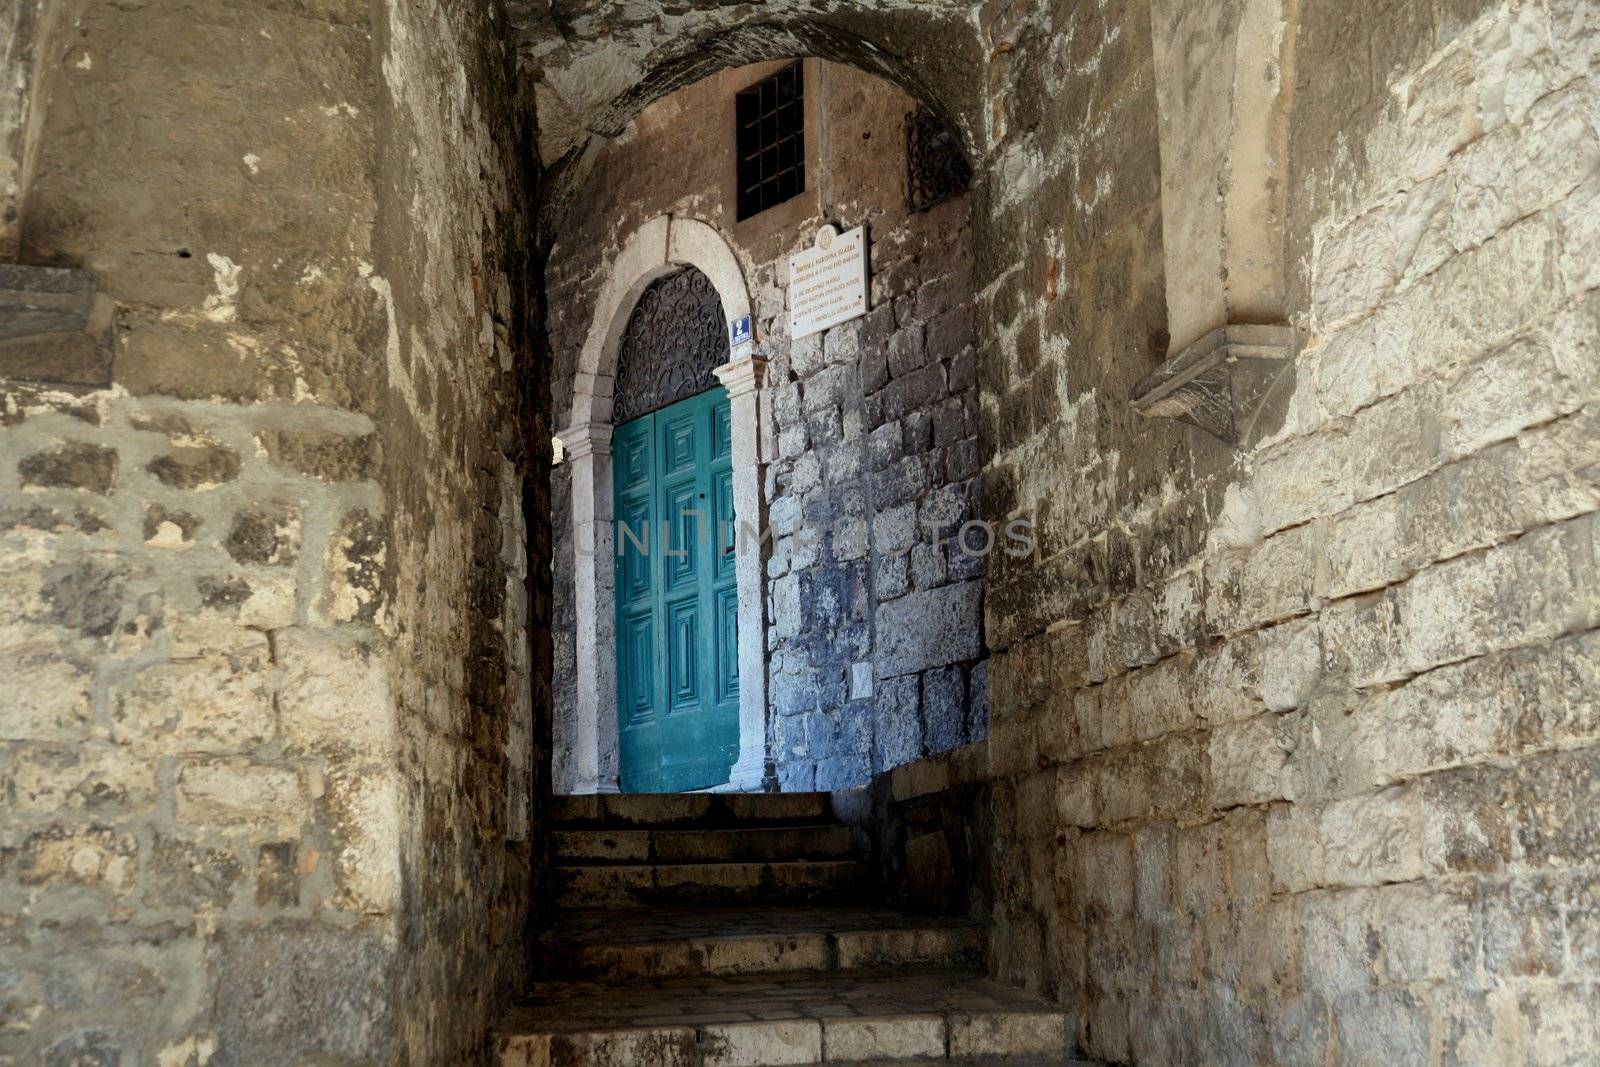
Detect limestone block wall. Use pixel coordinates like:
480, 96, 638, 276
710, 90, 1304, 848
547, 60, 985, 793
0, 1, 544, 1063
959, 0, 1600, 1060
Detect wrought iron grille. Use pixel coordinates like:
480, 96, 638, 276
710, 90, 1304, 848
735, 64, 806, 220
613, 268, 729, 423
905, 105, 972, 213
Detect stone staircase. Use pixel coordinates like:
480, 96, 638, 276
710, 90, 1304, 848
494, 793, 1082, 1066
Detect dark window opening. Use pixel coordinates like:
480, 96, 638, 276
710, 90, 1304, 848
905, 105, 972, 213
736, 64, 805, 220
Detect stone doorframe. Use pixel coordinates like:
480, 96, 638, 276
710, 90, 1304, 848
557, 215, 770, 794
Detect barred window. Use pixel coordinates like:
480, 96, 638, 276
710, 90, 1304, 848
905, 104, 972, 213
735, 64, 805, 220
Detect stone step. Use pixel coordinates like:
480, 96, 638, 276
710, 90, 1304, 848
555, 825, 859, 865
543, 906, 984, 981
554, 860, 869, 909
494, 965, 1070, 1066
555, 792, 837, 830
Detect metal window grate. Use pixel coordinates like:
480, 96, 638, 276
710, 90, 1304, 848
905, 105, 972, 213
735, 64, 805, 221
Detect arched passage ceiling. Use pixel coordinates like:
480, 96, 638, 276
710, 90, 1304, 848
505, 0, 991, 222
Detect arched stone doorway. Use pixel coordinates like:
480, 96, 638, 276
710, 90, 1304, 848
557, 215, 768, 794
549, 60, 990, 795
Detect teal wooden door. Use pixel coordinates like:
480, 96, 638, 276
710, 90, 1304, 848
613, 386, 739, 792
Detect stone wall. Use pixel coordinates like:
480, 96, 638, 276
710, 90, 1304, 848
962, 0, 1600, 1060
0, 1, 545, 1063
548, 59, 986, 793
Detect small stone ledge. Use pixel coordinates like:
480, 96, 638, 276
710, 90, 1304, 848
0, 264, 111, 387
1131, 323, 1297, 445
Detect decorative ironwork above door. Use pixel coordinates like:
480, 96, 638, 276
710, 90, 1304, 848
613, 267, 729, 423
905, 104, 972, 214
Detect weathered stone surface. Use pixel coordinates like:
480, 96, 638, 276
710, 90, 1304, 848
875, 581, 983, 678
3, 644, 95, 741
111, 653, 274, 753
7, 825, 138, 894
145, 443, 241, 489
317, 508, 386, 625
277, 628, 394, 757
212, 922, 397, 1062
256, 842, 301, 909
174, 759, 306, 836
18, 442, 117, 493
143, 834, 245, 909
224, 501, 301, 566
255, 428, 379, 482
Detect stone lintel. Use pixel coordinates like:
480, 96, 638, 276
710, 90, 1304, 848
1131, 323, 1296, 444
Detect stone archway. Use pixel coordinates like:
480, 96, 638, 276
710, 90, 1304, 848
557, 214, 768, 794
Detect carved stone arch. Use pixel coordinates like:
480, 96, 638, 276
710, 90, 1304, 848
557, 215, 768, 794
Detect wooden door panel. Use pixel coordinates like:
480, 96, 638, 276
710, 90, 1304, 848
615, 387, 739, 793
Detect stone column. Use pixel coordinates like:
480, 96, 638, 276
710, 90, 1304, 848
1138, 0, 1300, 443
713, 354, 770, 791
559, 420, 620, 794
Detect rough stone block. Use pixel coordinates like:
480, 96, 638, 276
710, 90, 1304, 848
143, 833, 244, 909
1480, 875, 1564, 979
1447, 338, 1565, 457
317, 507, 386, 625
1294, 886, 1378, 995
8, 825, 138, 894
175, 759, 306, 835
1320, 589, 1407, 689
700, 1020, 820, 1066
225, 501, 302, 566
7, 742, 156, 814
1252, 433, 1353, 535
277, 628, 395, 758
1189, 638, 1263, 725
111, 652, 274, 754
922, 664, 967, 753
1239, 521, 1321, 627
1323, 495, 1403, 599
1320, 786, 1423, 887
874, 580, 982, 677
873, 675, 922, 769
2, 647, 95, 741
1210, 712, 1290, 810
1267, 801, 1325, 893
1331, 990, 1430, 1067
145, 443, 241, 489
1372, 879, 1476, 985
213, 921, 396, 1062
1398, 522, 1570, 675
1511, 748, 1600, 869
256, 841, 301, 908
323, 767, 401, 914
1405, 214, 1562, 376
1258, 619, 1322, 712
18, 442, 117, 494
887, 327, 926, 378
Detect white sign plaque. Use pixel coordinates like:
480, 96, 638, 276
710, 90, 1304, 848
788, 225, 868, 340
